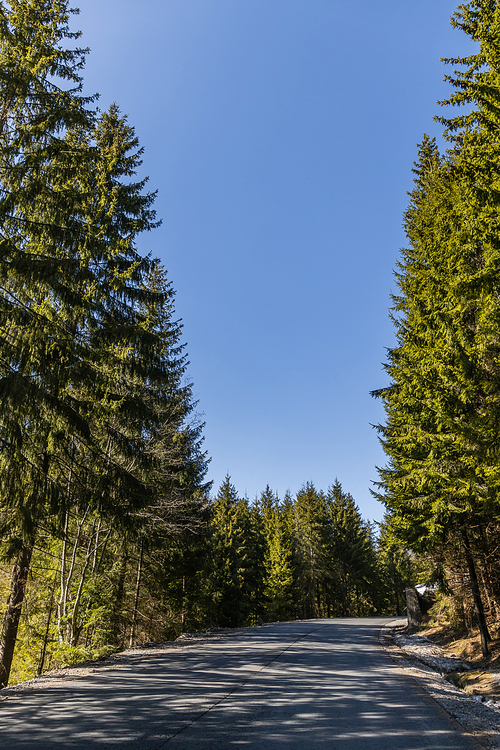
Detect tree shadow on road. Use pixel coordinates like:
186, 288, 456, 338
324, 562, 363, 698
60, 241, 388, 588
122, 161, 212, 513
0, 619, 477, 749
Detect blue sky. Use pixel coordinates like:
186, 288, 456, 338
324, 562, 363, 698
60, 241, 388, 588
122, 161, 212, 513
76, 1, 474, 521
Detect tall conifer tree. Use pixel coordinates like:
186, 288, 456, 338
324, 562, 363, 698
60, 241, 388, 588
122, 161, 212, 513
0, 0, 96, 687
293, 483, 327, 618
326, 481, 377, 616
374, 1, 500, 655
260, 487, 294, 621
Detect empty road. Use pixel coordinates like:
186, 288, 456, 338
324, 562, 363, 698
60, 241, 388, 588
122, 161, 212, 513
0, 618, 479, 749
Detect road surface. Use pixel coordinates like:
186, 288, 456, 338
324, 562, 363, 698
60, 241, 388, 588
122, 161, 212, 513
0, 618, 479, 749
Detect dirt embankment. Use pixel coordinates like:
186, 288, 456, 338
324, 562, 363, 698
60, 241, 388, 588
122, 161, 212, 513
423, 625, 500, 702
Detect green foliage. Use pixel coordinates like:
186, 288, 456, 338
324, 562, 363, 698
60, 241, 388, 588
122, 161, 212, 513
206, 477, 262, 627
376, 515, 416, 616
260, 487, 294, 621
293, 482, 328, 618
200, 478, 387, 630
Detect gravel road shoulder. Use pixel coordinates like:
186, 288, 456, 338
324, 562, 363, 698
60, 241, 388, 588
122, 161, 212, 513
380, 619, 500, 749
0, 627, 251, 699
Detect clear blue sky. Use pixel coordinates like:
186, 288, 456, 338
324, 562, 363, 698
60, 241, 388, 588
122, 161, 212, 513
76, 1, 474, 521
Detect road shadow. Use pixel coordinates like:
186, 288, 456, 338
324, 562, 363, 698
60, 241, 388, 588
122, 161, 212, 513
0, 618, 478, 749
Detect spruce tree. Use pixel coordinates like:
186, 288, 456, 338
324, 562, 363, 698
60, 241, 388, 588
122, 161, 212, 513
208, 477, 243, 627
0, 5, 209, 682
0, 0, 96, 688
293, 483, 327, 618
326, 481, 377, 616
374, 0, 500, 655
260, 487, 294, 621
377, 515, 415, 616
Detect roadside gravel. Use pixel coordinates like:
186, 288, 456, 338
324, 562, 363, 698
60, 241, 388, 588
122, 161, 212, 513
0, 627, 248, 699
381, 619, 500, 749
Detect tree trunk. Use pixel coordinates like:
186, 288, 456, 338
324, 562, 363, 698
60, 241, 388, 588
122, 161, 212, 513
37, 573, 57, 676
57, 510, 69, 642
58, 504, 89, 642
69, 522, 96, 646
0, 544, 33, 688
482, 564, 500, 626
461, 527, 490, 657
129, 541, 143, 648
477, 525, 500, 626
394, 585, 402, 617
111, 545, 128, 645
181, 574, 186, 629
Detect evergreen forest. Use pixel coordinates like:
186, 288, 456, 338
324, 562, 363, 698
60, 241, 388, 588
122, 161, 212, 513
3, 0, 500, 689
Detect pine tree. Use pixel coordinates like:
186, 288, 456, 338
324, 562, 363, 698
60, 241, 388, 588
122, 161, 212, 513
49, 115, 210, 651
136, 257, 210, 525
293, 483, 327, 618
377, 515, 415, 616
0, 7, 209, 680
208, 477, 242, 626
259, 487, 294, 621
0, 0, 96, 688
326, 481, 377, 616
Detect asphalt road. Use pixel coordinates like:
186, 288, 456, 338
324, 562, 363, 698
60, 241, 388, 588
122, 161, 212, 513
0, 618, 480, 749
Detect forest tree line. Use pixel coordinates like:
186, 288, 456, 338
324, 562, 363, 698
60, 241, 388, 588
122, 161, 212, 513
1, 474, 412, 686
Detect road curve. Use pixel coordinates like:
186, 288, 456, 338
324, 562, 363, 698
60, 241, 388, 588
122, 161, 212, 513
0, 618, 479, 749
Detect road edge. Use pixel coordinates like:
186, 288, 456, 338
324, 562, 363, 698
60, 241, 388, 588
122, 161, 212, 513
379, 619, 498, 750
